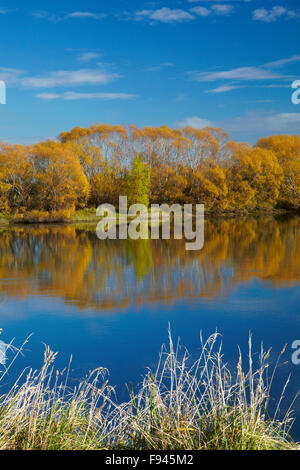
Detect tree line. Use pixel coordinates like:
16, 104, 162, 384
0, 124, 299, 216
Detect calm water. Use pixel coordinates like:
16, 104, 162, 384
0, 216, 300, 437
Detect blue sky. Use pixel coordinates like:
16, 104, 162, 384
0, 0, 299, 144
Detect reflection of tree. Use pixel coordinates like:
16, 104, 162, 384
126, 238, 153, 281
0, 216, 299, 314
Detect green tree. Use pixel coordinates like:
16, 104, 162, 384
125, 155, 151, 207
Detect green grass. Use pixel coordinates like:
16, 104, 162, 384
8, 208, 98, 225
71, 208, 98, 221
0, 330, 299, 450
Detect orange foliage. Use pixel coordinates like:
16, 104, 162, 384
0, 125, 299, 214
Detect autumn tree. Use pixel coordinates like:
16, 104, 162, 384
59, 124, 128, 206
31, 140, 90, 212
0, 143, 34, 212
90, 162, 124, 206
256, 135, 300, 208
150, 160, 187, 205
124, 155, 151, 207
183, 163, 228, 210
181, 127, 220, 166
0, 123, 299, 216
225, 141, 283, 210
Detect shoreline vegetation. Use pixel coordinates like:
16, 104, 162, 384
0, 126, 299, 226
0, 330, 299, 451
0, 207, 299, 227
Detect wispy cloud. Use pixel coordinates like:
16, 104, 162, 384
177, 112, 300, 136
67, 12, 106, 20
252, 6, 300, 23
32, 10, 106, 22
135, 8, 195, 24
144, 62, 174, 72
191, 4, 234, 17
206, 83, 244, 93
188, 0, 249, 2
0, 67, 26, 84
188, 54, 299, 95
223, 112, 300, 134
21, 69, 120, 88
189, 6, 210, 17
0, 7, 18, 15
31, 10, 62, 22
177, 116, 213, 128
134, 4, 235, 23
189, 66, 284, 82
211, 5, 234, 16
264, 54, 300, 69
36, 92, 136, 101
263, 84, 291, 89
77, 52, 103, 63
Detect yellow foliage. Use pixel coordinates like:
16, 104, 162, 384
256, 135, 300, 207
0, 125, 299, 213
31, 140, 90, 211
225, 141, 283, 209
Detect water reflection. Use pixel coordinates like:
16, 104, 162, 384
0, 216, 300, 313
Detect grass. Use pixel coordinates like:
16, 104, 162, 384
0, 329, 299, 451
12, 210, 72, 224
9, 208, 99, 225
5, 207, 300, 226
0, 213, 10, 226
71, 208, 98, 222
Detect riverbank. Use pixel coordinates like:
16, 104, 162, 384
0, 332, 299, 451
1, 206, 299, 226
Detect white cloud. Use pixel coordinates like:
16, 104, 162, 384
264, 55, 300, 69
263, 84, 291, 89
188, 54, 299, 93
252, 6, 299, 23
36, 92, 136, 101
191, 4, 234, 17
178, 112, 300, 136
177, 116, 213, 128
136, 8, 195, 23
67, 12, 106, 20
32, 10, 106, 22
211, 5, 234, 16
144, 62, 174, 72
31, 10, 62, 22
0, 67, 26, 84
190, 6, 211, 17
21, 69, 120, 88
78, 52, 103, 63
188, 0, 249, 2
206, 84, 244, 93
223, 112, 300, 134
187, 0, 251, 3
0, 7, 18, 15
189, 66, 284, 82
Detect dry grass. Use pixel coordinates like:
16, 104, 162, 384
0, 328, 299, 450
12, 210, 72, 224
